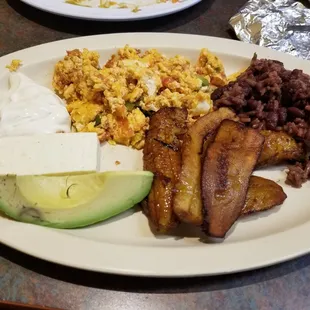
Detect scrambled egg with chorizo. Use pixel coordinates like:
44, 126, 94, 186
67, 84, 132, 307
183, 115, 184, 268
53, 45, 226, 149
6, 59, 22, 72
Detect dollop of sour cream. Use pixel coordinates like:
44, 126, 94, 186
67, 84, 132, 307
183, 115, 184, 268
0, 73, 71, 137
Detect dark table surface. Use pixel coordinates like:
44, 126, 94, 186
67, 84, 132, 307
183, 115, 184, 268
1, 1, 310, 309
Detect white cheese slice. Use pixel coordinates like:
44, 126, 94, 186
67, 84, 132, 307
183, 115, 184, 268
0, 133, 100, 176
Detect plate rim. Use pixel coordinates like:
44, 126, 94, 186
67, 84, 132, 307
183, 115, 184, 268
20, 0, 202, 21
0, 32, 310, 277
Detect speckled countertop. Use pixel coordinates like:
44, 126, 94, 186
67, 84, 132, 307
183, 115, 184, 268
1, 1, 310, 309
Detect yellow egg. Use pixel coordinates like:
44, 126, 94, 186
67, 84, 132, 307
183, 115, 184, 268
53, 45, 229, 149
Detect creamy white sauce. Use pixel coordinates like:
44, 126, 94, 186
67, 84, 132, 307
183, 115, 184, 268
0, 73, 71, 137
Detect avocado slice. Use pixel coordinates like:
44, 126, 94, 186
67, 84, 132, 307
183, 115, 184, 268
0, 171, 153, 229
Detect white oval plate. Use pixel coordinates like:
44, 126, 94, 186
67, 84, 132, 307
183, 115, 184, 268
1, 33, 310, 277
20, 0, 201, 21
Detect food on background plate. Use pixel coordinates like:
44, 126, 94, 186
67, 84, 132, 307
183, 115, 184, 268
53, 46, 225, 149
143, 107, 188, 233
66, 0, 189, 13
173, 108, 238, 226
201, 120, 265, 238
0, 171, 153, 228
242, 176, 287, 215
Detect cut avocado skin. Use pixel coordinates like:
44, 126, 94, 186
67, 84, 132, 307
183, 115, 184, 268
0, 171, 153, 229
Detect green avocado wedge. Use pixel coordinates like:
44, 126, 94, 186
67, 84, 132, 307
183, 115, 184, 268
0, 171, 153, 229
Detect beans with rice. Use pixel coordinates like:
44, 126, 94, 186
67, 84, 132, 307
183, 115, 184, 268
211, 54, 310, 187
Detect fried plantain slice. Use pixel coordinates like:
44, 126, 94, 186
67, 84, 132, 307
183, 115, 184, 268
201, 120, 264, 238
257, 130, 305, 167
242, 176, 287, 215
143, 107, 188, 233
173, 108, 237, 226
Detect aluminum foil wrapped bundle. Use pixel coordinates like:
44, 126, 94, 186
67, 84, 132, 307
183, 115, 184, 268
230, 0, 310, 59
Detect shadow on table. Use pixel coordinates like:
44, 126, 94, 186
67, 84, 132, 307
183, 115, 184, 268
1, 243, 310, 294
8, 0, 215, 35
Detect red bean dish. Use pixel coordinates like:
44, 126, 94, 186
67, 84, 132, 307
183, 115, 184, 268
211, 54, 310, 188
